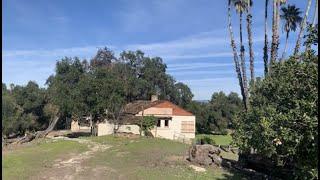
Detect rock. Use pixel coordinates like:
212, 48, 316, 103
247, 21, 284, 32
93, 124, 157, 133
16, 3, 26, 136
189, 165, 206, 172
221, 159, 232, 168
188, 144, 222, 166
211, 154, 222, 166
203, 157, 213, 166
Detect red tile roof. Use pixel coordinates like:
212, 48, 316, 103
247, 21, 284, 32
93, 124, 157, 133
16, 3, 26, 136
124, 100, 194, 116
150, 100, 194, 116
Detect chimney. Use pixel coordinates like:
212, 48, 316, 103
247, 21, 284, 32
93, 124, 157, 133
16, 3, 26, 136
151, 95, 158, 102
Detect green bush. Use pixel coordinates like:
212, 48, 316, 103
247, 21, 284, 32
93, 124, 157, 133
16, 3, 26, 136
219, 129, 229, 135
139, 116, 157, 136
196, 135, 216, 145
233, 52, 318, 179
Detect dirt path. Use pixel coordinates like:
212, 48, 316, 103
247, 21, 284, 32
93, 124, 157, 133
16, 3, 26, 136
33, 137, 112, 180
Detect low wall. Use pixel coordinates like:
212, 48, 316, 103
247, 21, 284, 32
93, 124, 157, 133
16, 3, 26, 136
97, 121, 114, 136
97, 121, 141, 136
71, 120, 91, 132
71, 121, 80, 132
118, 125, 140, 135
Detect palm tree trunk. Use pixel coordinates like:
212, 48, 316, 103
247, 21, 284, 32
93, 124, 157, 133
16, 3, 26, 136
281, 31, 289, 62
246, 0, 255, 83
270, 0, 280, 70
239, 13, 249, 104
294, 0, 312, 56
306, 0, 318, 51
312, 0, 318, 27
263, 0, 269, 76
227, 0, 247, 110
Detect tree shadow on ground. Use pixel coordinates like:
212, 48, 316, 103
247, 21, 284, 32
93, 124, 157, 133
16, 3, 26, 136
217, 168, 251, 180
65, 132, 91, 138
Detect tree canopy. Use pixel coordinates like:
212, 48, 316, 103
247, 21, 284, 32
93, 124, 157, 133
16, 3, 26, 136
233, 51, 318, 179
186, 91, 242, 134
2, 48, 194, 136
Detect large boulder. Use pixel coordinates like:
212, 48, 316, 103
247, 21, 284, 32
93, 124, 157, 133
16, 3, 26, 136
188, 144, 222, 166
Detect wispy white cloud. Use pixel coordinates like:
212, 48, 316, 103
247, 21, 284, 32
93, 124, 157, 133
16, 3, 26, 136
2, 27, 267, 97
3, 45, 114, 58
3, 26, 267, 60
122, 27, 266, 60
162, 52, 233, 59
181, 77, 237, 83
170, 68, 264, 76
178, 77, 241, 99
167, 61, 264, 71
168, 62, 234, 71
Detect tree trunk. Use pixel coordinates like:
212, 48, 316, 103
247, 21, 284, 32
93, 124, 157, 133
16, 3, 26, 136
11, 115, 60, 144
246, 1, 255, 84
112, 114, 118, 136
312, 0, 318, 27
89, 114, 93, 136
281, 31, 289, 62
140, 106, 144, 136
270, 0, 280, 70
239, 13, 249, 107
294, 0, 312, 56
227, 0, 248, 110
306, 0, 318, 51
263, 0, 269, 76
35, 115, 60, 139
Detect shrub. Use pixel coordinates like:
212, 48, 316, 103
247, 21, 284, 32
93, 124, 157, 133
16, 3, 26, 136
139, 116, 157, 136
196, 135, 216, 145
219, 129, 229, 135
233, 52, 318, 179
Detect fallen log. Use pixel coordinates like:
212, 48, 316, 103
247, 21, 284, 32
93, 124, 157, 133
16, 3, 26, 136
10, 115, 60, 144
7, 133, 20, 139
5, 137, 25, 144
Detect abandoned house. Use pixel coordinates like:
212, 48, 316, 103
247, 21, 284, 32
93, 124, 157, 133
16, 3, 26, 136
71, 95, 196, 142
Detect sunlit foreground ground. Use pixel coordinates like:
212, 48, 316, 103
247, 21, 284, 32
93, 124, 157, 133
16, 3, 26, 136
2, 135, 246, 180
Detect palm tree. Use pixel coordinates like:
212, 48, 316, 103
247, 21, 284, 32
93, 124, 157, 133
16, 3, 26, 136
294, 0, 312, 56
270, 0, 286, 69
246, 0, 254, 83
232, 0, 249, 105
280, 5, 302, 61
227, 0, 248, 110
306, 0, 318, 52
263, 0, 269, 76
270, 0, 280, 70
312, 0, 318, 27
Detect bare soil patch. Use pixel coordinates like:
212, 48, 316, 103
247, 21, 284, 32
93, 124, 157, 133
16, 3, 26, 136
33, 137, 112, 180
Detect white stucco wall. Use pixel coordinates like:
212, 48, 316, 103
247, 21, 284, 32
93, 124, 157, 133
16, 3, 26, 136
97, 121, 114, 136
71, 120, 80, 132
79, 126, 91, 130
97, 120, 141, 136
71, 120, 91, 132
95, 106, 196, 142
150, 115, 195, 140
118, 125, 140, 134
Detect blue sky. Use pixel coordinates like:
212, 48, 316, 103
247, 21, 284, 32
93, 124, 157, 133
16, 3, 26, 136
2, 0, 316, 100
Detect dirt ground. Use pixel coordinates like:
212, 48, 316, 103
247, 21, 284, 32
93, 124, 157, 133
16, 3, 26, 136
31, 137, 113, 180
4, 135, 244, 180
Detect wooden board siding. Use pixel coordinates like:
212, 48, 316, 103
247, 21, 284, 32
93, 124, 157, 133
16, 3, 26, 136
181, 121, 195, 133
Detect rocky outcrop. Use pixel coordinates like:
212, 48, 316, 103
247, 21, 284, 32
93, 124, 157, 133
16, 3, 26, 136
188, 144, 222, 166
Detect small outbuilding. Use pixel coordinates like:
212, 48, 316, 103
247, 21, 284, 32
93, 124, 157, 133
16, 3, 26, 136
71, 95, 196, 142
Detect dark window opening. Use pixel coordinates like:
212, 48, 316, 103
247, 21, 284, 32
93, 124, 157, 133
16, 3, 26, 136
165, 120, 169, 127
157, 120, 161, 127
